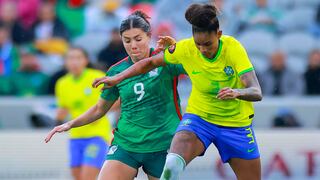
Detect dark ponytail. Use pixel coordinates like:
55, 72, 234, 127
185, 4, 219, 33
120, 10, 151, 35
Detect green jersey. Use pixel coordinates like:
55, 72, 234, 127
101, 49, 186, 153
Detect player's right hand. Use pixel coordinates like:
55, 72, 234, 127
44, 122, 71, 143
156, 36, 176, 51
92, 76, 120, 90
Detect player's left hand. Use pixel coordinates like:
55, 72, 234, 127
92, 76, 120, 90
156, 36, 176, 51
44, 122, 72, 143
217, 87, 241, 100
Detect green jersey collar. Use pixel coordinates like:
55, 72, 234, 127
201, 40, 223, 63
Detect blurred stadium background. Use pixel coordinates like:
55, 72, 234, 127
0, 0, 320, 179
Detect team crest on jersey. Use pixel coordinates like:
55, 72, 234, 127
181, 119, 192, 126
149, 68, 159, 77
107, 145, 118, 155
85, 144, 99, 158
168, 44, 176, 54
84, 88, 92, 95
224, 66, 234, 76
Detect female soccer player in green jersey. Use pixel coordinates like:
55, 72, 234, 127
45, 11, 185, 180
92, 3, 263, 180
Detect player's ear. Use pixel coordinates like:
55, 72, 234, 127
217, 30, 222, 39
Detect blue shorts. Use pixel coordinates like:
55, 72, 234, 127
69, 137, 108, 168
176, 113, 260, 163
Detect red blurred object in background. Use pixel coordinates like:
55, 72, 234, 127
130, 3, 154, 17
68, 0, 84, 8
154, 22, 174, 37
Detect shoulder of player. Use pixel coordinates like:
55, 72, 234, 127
166, 37, 193, 56
164, 63, 178, 72
220, 35, 243, 48
177, 37, 193, 47
107, 57, 130, 74
86, 68, 105, 77
55, 73, 71, 88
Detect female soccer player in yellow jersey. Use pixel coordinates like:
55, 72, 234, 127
51, 47, 112, 180
92, 3, 263, 180
46, 11, 186, 180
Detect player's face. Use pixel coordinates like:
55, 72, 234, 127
39, 3, 55, 22
193, 30, 222, 59
65, 49, 89, 76
122, 28, 151, 62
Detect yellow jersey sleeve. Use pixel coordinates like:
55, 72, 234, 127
230, 39, 254, 76
55, 78, 66, 108
164, 40, 188, 64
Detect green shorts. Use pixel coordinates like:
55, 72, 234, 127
106, 145, 168, 178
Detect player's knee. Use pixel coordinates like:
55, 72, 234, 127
164, 153, 186, 173
161, 153, 186, 180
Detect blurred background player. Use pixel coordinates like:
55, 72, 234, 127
92, 3, 262, 180
46, 10, 185, 180
1, 0, 320, 179
54, 47, 112, 180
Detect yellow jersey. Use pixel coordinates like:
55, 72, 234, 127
55, 68, 112, 141
164, 35, 254, 127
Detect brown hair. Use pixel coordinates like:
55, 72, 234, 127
119, 10, 151, 35
185, 3, 219, 33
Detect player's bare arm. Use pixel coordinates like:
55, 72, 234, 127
92, 53, 166, 89
69, 99, 115, 128
92, 36, 177, 89
217, 71, 262, 101
45, 99, 115, 143
237, 70, 262, 101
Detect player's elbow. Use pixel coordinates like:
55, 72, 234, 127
94, 104, 107, 118
255, 89, 263, 101
151, 52, 165, 67
256, 94, 263, 101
